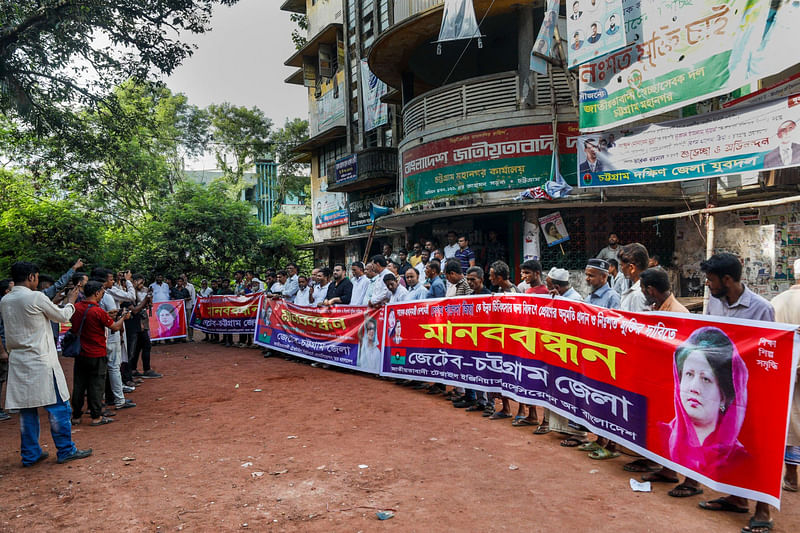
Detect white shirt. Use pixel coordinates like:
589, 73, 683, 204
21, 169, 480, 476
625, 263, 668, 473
369, 269, 391, 305
200, 287, 213, 298
620, 279, 649, 312
389, 284, 408, 303
270, 282, 285, 294
100, 291, 121, 344
313, 282, 331, 306
250, 277, 265, 292
0, 286, 75, 409
184, 282, 196, 308
150, 282, 171, 303
350, 274, 370, 307
108, 280, 135, 306
293, 286, 312, 306
415, 261, 427, 281
444, 243, 459, 259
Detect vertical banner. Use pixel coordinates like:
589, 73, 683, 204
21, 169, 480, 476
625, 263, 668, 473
380, 294, 798, 507
530, 0, 560, 76
253, 299, 385, 372
566, 0, 627, 67
149, 299, 188, 341
190, 294, 261, 335
360, 59, 389, 132
523, 216, 541, 260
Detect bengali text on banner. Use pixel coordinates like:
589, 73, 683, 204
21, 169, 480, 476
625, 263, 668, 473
578, 0, 773, 132
380, 294, 798, 507
253, 299, 384, 372
190, 294, 262, 335
576, 92, 800, 188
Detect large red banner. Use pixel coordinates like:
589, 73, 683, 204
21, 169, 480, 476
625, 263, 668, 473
380, 294, 798, 507
191, 294, 262, 334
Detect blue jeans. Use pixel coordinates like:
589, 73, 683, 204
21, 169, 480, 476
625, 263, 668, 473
19, 376, 76, 465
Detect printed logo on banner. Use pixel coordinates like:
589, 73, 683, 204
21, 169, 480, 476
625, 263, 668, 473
390, 349, 406, 365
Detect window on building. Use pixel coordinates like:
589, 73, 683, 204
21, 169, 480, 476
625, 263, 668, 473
318, 139, 347, 178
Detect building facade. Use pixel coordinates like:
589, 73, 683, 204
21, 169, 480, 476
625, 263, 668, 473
284, 0, 800, 299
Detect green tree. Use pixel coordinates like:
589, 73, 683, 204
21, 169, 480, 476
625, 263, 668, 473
270, 117, 310, 204
207, 102, 273, 195
0, 0, 239, 133
289, 14, 308, 50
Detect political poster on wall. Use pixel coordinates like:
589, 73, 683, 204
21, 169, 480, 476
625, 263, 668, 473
577, 92, 800, 188
539, 212, 570, 246
578, 0, 773, 132
149, 299, 188, 341
530, 0, 560, 76
190, 294, 261, 335
380, 294, 798, 507
253, 299, 385, 372
566, 0, 627, 68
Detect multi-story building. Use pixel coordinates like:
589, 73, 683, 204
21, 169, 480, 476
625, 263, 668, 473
285, 0, 800, 299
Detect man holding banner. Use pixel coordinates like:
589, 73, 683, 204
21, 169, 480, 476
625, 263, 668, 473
698, 254, 775, 533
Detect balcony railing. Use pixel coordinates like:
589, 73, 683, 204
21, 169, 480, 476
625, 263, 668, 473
403, 71, 519, 135
394, 0, 443, 24
326, 147, 398, 193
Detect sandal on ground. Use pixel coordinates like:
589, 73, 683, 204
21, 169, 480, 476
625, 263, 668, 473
698, 498, 749, 513
488, 411, 512, 420
90, 417, 114, 426
578, 441, 601, 452
101, 410, 116, 417
512, 418, 536, 427
533, 425, 551, 435
71, 418, 81, 426
588, 447, 621, 460
623, 458, 662, 472
741, 518, 774, 533
642, 471, 680, 483
560, 436, 586, 447
783, 479, 798, 492
668, 483, 704, 498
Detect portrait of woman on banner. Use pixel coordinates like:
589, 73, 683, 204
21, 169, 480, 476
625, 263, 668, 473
660, 327, 749, 476
357, 316, 382, 373
154, 302, 184, 339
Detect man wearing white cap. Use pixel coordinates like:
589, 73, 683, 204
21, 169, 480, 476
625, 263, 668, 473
546, 267, 582, 301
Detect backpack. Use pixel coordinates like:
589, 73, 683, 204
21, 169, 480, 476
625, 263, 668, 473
61, 303, 96, 358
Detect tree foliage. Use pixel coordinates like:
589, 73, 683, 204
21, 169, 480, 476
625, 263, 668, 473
207, 102, 273, 195
0, 0, 239, 133
270, 117, 310, 203
289, 14, 308, 50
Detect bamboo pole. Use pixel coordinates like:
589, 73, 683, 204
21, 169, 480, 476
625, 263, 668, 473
640, 194, 800, 222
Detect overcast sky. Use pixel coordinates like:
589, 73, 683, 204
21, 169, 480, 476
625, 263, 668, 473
165, 0, 308, 169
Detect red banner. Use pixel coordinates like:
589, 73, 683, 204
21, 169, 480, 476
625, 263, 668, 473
381, 294, 798, 507
190, 294, 262, 334
149, 299, 187, 341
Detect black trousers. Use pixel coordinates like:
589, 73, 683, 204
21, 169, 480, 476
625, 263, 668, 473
128, 330, 152, 372
72, 355, 107, 419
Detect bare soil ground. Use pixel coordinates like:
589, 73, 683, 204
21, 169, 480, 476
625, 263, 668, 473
0, 339, 798, 532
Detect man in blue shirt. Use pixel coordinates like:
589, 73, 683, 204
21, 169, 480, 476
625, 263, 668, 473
585, 259, 620, 309
425, 260, 446, 299
454, 235, 476, 274
403, 267, 428, 301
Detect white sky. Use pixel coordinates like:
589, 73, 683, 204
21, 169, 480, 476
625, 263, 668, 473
165, 0, 308, 169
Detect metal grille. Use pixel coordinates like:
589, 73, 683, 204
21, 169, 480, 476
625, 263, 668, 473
535, 69, 574, 107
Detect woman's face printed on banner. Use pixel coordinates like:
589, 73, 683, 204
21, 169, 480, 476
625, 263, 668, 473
679, 350, 724, 434
158, 308, 176, 329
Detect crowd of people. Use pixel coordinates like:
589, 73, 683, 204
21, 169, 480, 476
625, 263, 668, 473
1, 230, 798, 533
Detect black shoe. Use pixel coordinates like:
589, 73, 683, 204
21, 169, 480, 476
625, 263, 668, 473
22, 451, 49, 467
453, 399, 477, 408
131, 370, 143, 377
0, 411, 10, 421
412, 382, 429, 390
57, 448, 93, 464
141, 370, 162, 379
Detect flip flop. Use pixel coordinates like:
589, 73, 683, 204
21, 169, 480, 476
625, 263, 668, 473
588, 447, 621, 460
533, 425, 551, 435
488, 411, 512, 420
623, 459, 662, 472
741, 518, 774, 533
668, 482, 704, 498
698, 497, 749, 513
578, 441, 601, 452
783, 479, 799, 492
90, 417, 114, 426
512, 418, 536, 427
642, 471, 680, 483
560, 436, 586, 447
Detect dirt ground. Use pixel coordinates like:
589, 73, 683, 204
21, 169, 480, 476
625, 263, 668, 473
1, 339, 799, 532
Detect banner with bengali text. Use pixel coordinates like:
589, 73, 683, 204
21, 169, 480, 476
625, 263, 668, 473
149, 299, 188, 341
577, 92, 800, 188
253, 299, 384, 372
380, 294, 798, 507
190, 294, 262, 334
578, 0, 771, 131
